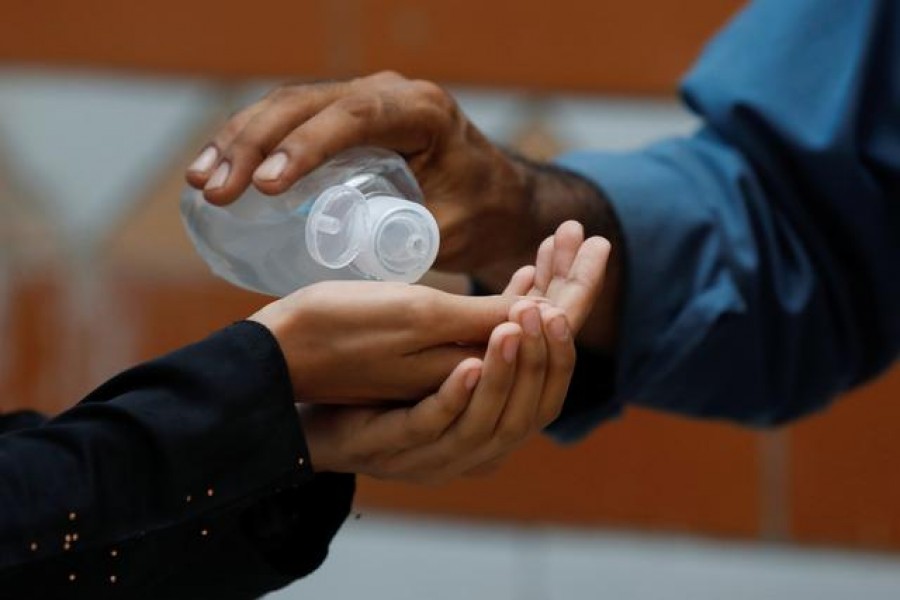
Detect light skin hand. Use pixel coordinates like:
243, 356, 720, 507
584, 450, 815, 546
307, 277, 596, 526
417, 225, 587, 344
302, 231, 605, 482
303, 303, 575, 483
504, 220, 611, 334
249, 280, 517, 402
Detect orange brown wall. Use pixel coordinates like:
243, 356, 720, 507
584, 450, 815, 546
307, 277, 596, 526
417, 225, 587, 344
3, 0, 743, 93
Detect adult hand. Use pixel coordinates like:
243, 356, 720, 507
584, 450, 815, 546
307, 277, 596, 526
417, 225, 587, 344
184, 72, 542, 272
249, 281, 516, 401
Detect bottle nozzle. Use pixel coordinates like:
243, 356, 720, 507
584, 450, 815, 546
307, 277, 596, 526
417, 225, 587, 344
353, 195, 439, 282
306, 186, 439, 282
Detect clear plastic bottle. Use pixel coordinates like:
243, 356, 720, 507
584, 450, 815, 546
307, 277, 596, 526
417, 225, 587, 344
180, 147, 440, 297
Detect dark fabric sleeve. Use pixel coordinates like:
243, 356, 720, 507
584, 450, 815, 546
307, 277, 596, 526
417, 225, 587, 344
132, 473, 356, 600
0, 321, 354, 598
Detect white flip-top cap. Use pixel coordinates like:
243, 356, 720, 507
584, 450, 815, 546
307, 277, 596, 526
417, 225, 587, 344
306, 186, 439, 282
306, 185, 367, 269
352, 195, 439, 282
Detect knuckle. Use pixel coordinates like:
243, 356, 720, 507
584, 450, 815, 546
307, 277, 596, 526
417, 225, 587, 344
214, 119, 244, 147
227, 135, 266, 161
336, 93, 383, 121
410, 79, 453, 109
265, 85, 300, 103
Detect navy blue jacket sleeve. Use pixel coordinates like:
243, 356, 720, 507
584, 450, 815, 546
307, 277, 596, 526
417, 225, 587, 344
0, 321, 354, 598
551, 0, 900, 440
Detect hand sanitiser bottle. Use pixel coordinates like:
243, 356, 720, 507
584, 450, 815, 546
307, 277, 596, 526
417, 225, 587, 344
181, 147, 439, 297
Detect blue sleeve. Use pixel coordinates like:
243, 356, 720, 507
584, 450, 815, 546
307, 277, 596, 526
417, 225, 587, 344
551, 0, 900, 440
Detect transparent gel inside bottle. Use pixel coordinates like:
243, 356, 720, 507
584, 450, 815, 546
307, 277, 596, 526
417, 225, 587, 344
180, 147, 439, 297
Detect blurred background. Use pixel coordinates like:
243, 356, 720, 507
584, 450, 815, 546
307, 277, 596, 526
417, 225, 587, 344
2, 1, 900, 598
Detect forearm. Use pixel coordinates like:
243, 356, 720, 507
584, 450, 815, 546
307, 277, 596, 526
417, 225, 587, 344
472, 151, 624, 353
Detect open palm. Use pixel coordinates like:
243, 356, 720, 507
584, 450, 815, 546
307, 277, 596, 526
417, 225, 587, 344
504, 221, 611, 335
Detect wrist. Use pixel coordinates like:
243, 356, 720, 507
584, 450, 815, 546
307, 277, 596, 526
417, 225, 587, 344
249, 297, 309, 399
468, 151, 543, 291
476, 152, 624, 353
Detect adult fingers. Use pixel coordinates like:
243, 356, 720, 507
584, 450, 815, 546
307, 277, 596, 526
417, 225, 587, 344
201, 86, 349, 204
251, 83, 448, 196
199, 83, 359, 204
186, 101, 268, 190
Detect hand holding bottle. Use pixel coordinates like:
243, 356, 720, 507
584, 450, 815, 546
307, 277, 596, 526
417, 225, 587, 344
182, 147, 440, 296
185, 72, 541, 274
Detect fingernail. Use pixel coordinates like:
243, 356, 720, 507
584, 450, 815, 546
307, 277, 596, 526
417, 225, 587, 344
188, 146, 217, 173
502, 334, 520, 364
205, 161, 231, 190
522, 307, 541, 337
549, 316, 570, 341
254, 152, 288, 181
464, 368, 481, 391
